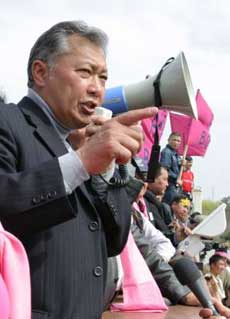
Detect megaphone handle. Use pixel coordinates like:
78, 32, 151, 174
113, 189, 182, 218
146, 114, 160, 182
146, 56, 175, 182
146, 144, 161, 182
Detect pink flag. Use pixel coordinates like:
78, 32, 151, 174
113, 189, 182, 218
0, 222, 31, 319
196, 90, 214, 128
170, 113, 211, 156
111, 231, 167, 312
138, 111, 168, 167
169, 90, 213, 157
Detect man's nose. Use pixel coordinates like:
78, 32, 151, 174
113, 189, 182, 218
88, 76, 105, 98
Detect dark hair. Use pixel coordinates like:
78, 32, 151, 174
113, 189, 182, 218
154, 165, 168, 180
171, 194, 189, 204
209, 254, 226, 266
168, 132, 181, 139
186, 156, 193, 162
27, 20, 108, 88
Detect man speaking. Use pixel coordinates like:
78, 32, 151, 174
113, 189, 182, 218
0, 21, 157, 319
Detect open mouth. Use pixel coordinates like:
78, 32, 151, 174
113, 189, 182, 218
80, 102, 97, 115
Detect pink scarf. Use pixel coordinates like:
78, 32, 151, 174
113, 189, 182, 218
111, 231, 168, 312
132, 199, 148, 218
0, 222, 31, 319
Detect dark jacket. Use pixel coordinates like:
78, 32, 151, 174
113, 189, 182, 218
0, 98, 131, 319
160, 144, 180, 184
144, 190, 175, 245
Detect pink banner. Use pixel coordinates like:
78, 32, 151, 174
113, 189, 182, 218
196, 90, 214, 128
138, 111, 168, 167
169, 90, 213, 157
170, 113, 211, 156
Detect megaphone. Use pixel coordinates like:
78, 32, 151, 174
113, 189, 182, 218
102, 51, 197, 119
178, 203, 227, 257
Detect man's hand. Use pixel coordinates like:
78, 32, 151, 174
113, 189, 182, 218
77, 107, 158, 175
176, 178, 183, 186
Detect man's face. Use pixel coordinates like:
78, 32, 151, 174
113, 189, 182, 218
185, 160, 193, 170
211, 259, 226, 276
168, 135, 181, 150
172, 201, 190, 222
34, 35, 108, 129
148, 168, 168, 196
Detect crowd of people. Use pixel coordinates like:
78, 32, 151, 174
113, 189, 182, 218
0, 20, 228, 319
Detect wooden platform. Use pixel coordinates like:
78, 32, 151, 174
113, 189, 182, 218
103, 305, 202, 319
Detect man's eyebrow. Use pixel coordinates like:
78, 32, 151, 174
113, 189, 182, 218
90, 63, 108, 74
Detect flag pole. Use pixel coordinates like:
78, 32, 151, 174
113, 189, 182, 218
178, 143, 189, 181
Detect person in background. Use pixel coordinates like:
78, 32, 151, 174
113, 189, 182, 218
204, 249, 230, 307
0, 20, 157, 319
220, 255, 230, 307
181, 156, 194, 201
144, 165, 175, 244
205, 254, 227, 303
169, 195, 192, 245
160, 132, 184, 204
105, 176, 200, 308
132, 181, 176, 263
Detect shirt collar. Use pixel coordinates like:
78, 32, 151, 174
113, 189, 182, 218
27, 88, 72, 141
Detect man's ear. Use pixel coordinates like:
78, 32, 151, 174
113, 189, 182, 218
31, 60, 49, 87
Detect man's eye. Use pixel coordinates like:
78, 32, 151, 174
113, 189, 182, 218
78, 69, 91, 77
100, 75, 108, 81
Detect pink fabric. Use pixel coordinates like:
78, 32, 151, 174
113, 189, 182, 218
170, 113, 211, 156
0, 222, 31, 319
111, 232, 167, 312
0, 274, 10, 319
196, 90, 214, 128
214, 251, 229, 260
132, 200, 148, 218
138, 111, 168, 167
169, 90, 213, 157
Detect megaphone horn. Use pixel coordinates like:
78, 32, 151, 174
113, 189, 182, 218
102, 51, 197, 119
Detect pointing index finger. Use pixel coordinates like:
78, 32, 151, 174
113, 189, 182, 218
114, 107, 159, 126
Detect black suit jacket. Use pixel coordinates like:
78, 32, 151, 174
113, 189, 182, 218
144, 190, 175, 244
0, 97, 131, 319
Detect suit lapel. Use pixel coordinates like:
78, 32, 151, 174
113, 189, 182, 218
18, 97, 68, 157
18, 97, 96, 208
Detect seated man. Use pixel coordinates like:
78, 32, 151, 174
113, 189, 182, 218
143, 167, 191, 248
205, 254, 227, 303
131, 177, 230, 318
132, 180, 175, 262
104, 179, 200, 307
143, 165, 176, 244
169, 195, 192, 245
